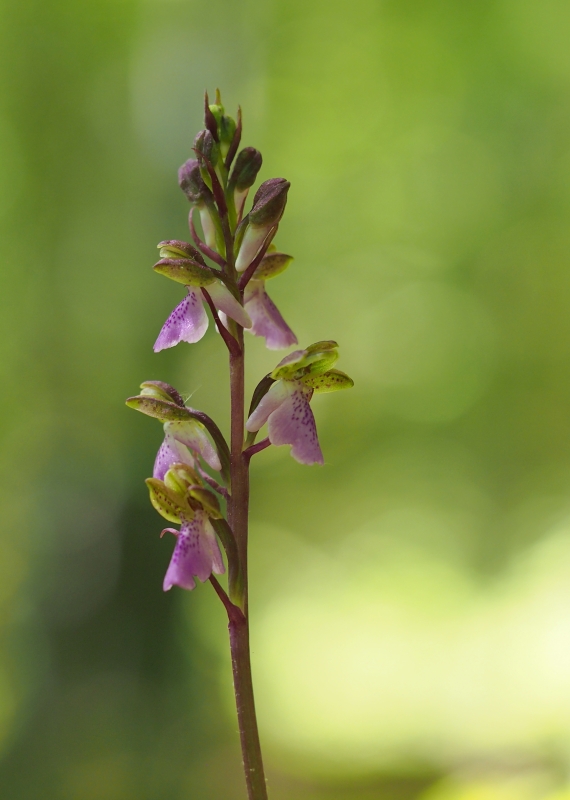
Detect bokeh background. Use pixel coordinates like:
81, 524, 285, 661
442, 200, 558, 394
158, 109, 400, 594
2, 0, 570, 797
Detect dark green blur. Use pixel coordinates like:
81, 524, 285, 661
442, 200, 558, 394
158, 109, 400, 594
2, 0, 570, 798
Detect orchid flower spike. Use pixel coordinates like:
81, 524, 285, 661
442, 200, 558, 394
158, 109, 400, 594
151, 240, 251, 351
246, 342, 354, 464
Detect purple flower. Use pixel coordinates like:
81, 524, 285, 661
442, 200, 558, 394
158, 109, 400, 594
162, 511, 225, 591
245, 343, 354, 465
154, 420, 222, 478
246, 378, 323, 464
154, 282, 251, 352
243, 280, 297, 350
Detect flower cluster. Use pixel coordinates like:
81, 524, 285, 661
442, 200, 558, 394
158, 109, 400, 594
127, 92, 353, 595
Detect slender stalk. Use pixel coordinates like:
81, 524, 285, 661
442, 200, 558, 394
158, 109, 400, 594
227, 326, 269, 800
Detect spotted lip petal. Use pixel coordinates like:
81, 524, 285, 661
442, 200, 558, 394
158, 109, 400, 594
154, 291, 208, 352
163, 511, 225, 592
243, 280, 297, 350
166, 420, 222, 472
153, 434, 195, 480
246, 380, 324, 465
268, 381, 324, 465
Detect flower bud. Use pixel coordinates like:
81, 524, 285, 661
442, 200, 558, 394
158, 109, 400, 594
178, 159, 213, 206
206, 90, 238, 158
250, 178, 290, 226
235, 179, 290, 272
229, 147, 263, 220
194, 129, 220, 177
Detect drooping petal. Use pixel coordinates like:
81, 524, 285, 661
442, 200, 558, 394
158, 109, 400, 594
163, 511, 225, 592
206, 282, 252, 329
153, 291, 208, 352
166, 420, 222, 472
246, 379, 291, 432
153, 433, 195, 480
267, 381, 324, 465
243, 280, 297, 350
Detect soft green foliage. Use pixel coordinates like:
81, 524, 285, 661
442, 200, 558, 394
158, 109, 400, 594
3, 0, 570, 798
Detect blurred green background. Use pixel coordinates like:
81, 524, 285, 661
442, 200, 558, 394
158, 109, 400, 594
2, 0, 570, 797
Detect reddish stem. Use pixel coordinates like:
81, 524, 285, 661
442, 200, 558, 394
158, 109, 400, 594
201, 288, 241, 357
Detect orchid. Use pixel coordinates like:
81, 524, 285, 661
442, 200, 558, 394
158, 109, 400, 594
162, 512, 225, 592
152, 241, 251, 352
246, 342, 353, 464
126, 92, 353, 800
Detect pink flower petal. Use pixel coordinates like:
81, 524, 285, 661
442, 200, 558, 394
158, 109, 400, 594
207, 282, 252, 329
246, 379, 291, 433
153, 433, 195, 480
166, 420, 222, 472
163, 511, 225, 592
243, 280, 298, 350
153, 291, 208, 352
267, 382, 324, 465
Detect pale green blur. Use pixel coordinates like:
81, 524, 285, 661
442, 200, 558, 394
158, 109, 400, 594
2, 0, 570, 797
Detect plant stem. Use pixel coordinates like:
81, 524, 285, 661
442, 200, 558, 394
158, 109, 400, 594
227, 327, 268, 800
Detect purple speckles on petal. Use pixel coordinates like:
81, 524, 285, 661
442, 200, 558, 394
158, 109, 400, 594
153, 291, 209, 352
267, 382, 324, 465
243, 280, 297, 350
163, 512, 225, 592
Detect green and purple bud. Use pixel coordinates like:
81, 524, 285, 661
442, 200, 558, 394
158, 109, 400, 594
178, 158, 219, 250
235, 178, 290, 272
228, 147, 263, 222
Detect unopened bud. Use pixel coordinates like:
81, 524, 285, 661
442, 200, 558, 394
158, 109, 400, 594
178, 158, 213, 206
229, 147, 263, 220
206, 90, 238, 158
234, 179, 290, 272
193, 129, 220, 175
249, 178, 290, 226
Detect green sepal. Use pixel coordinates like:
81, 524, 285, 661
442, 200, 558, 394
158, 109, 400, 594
270, 347, 339, 380
254, 252, 293, 281
145, 478, 193, 524
167, 462, 203, 488
153, 258, 216, 287
158, 240, 206, 263
300, 369, 354, 393
126, 396, 193, 422
211, 518, 245, 611
306, 340, 338, 353
188, 487, 223, 519
139, 381, 185, 407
